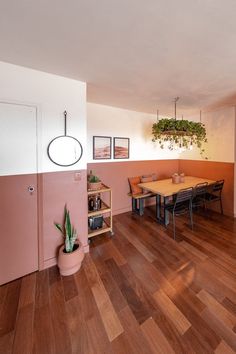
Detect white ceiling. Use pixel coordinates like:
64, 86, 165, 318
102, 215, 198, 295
1, 0, 236, 116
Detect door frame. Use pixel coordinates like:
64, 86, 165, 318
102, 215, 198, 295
0, 99, 43, 271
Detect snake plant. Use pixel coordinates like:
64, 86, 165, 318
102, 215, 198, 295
55, 206, 77, 253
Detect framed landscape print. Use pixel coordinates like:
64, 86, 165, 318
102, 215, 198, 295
113, 137, 130, 159
93, 136, 111, 160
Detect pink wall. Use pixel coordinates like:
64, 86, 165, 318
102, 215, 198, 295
88, 160, 179, 215
88, 159, 234, 217
0, 169, 88, 284
39, 169, 88, 269
0, 173, 38, 285
1, 158, 234, 284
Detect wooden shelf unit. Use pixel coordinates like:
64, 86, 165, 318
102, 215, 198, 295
87, 184, 113, 239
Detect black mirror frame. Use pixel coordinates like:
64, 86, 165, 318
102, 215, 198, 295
47, 135, 83, 167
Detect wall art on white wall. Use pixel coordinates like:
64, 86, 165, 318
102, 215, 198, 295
93, 136, 112, 159
114, 137, 130, 159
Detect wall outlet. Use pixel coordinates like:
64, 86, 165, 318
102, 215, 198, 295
74, 172, 81, 181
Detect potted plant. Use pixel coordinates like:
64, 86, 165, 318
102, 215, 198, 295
88, 171, 102, 190
55, 206, 84, 276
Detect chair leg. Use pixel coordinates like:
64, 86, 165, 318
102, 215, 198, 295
139, 198, 144, 216
132, 198, 136, 213
132, 197, 144, 216
172, 212, 176, 240
189, 206, 193, 230
220, 198, 223, 215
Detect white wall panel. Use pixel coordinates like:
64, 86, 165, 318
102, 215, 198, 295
0, 61, 87, 173
87, 102, 179, 162
180, 107, 235, 162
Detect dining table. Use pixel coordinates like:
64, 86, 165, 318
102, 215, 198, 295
138, 176, 216, 225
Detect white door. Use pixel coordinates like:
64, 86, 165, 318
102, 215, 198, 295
0, 102, 38, 285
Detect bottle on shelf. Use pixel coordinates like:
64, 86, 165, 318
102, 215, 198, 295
88, 197, 94, 211
93, 194, 101, 211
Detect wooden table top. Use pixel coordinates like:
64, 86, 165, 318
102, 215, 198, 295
138, 176, 216, 197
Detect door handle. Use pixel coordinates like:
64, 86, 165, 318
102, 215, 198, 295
28, 186, 35, 194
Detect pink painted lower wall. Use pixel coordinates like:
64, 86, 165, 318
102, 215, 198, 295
88, 159, 234, 217
39, 169, 88, 269
0, 173, 38, 285
179, 160, 234, 216
88, 160, 179, 215
0, 169, 88, 284
1, 159, 234, 284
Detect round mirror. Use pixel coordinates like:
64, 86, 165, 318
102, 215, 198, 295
47, 135, 83, 167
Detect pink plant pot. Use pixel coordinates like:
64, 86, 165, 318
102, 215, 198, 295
58, 242, 84, 276
172, 175, 180, 184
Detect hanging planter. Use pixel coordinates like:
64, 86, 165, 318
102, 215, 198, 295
151, 98, 207, 157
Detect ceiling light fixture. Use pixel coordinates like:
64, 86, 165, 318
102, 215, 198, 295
152, 97, 207, 157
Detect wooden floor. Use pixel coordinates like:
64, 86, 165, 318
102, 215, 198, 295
1, 207, 236, 354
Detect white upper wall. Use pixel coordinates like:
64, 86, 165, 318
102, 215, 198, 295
87, 103, 235, 164
87, 102, 179, 162
0, 61, 87, 173
180, 106, 235, 162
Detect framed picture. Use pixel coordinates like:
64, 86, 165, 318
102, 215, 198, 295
113, 137, 130, 159
93, 136, 112, 160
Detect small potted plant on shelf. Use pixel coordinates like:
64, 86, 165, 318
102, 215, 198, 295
55, 205, 84, 276
87, 171, 102, 190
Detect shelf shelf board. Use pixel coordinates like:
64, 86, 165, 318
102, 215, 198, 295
87, 184, 111, 195
88, 208, 111, 217
87, 185, 112, 239
88, 226, 112, 238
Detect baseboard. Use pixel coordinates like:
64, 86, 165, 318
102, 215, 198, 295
112, 206, 131, 216
43, 257, 57, 270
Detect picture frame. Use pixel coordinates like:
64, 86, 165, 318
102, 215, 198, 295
113, 137, 130, 159
93, 136, 112, 160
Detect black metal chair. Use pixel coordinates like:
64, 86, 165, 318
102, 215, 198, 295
205, 180, 224, 214
164, 187, 194, 240
192, 182, 208, 210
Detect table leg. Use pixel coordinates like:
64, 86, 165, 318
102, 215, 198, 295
156, 194, 161, 220
164, 196, 169, 226
156, 194, 170, 226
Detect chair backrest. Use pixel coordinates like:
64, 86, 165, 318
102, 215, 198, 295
175, 187, 193, 205
212, 179, 224, 194
194, 182, 208, 197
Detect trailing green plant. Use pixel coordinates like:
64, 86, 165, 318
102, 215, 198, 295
55, 206, 78, 253
152, 118, 207, 157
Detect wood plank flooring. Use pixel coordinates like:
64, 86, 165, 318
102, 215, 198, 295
0, 207, 236, 353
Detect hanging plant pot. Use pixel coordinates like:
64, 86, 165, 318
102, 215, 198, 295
152, 118, 207, 157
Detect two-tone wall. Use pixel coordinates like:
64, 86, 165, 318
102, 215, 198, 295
1, 60, 235, 283
180, 106, 235, 216
88, 103, 235, 216
0, 61, 88, 273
